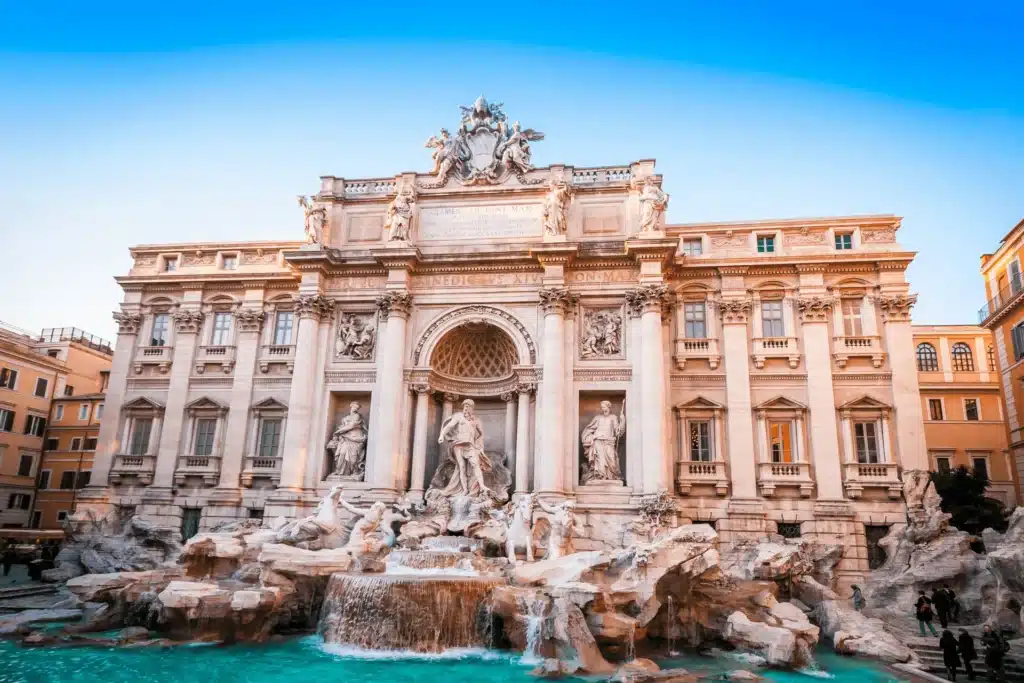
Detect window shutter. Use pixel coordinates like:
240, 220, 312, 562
77, 471, 91, 488
60, 471, 76, 489
19, 495, 30, 510
3, 410, 13, 432
39, 471, 50, 490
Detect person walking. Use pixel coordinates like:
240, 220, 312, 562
941, 629, 962, 680
917, 591, 939, 636
851, 585, 866, 612
958, 629, 977, 681
934, 587, 952, 629
982, 625, 1008, 682
1, 548, 13, 577
946, 585, 961, 622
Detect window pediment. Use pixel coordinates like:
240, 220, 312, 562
755, 395, 807, 411
186, 396, 228, 415
122, 396, 165, 414
251, 397, 287, 414
838, 395, 891, 412
676, 396, 725, 412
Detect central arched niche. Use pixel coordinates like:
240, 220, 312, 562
429, 321, 518, 382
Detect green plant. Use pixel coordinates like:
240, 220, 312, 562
930, 466, 1008, 535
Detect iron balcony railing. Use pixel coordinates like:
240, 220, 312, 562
39, 327, 114, 354
978, 276, 1024, 324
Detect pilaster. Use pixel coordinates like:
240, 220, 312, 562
367, 290, 411, 496
535, 287, 576, 496
214, 306, 264, 497
878, 294, 928, 470
718, 297, 758, 500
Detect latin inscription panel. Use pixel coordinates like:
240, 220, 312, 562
418, 203, 543, 240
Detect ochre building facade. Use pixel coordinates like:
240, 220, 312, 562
80, 99, 930, 587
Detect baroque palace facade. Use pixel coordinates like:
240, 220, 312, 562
80, 98, 928, 583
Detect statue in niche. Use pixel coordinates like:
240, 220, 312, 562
385, 185, 416, 242
581, 400, 626, 484
637, 177, 669, 233
335, 313, 376, 360
580, 310, 622, 358
327, 402, 368, 480
537, 499, 576, 560
427, 399, 512, 506
496, 120, 544, 174
542, 179, 572, 237
297, 195, 327, 245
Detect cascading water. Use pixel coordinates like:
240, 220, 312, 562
521, 595, 547, 665
666, 595, 679, 656
318, 573, 507, 653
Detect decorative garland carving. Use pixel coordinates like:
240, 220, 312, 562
412, 304, 537, 365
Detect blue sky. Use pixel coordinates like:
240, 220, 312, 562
1, 2, 1022, 339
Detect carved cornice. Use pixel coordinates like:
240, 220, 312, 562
796, 296, 835, 323
234, 308, 266, 333
876, 260, 912, 271
794, 263, 829, 274
516, 381, 538, 395
539, 287, 578, 316
295, 294, 336, 321
500, 392, 516, 403
716, 298, 753, 324
172, 309, 204, 334
717, 266, 749, 276
376, 291, 412, 321
411, 382, 432, 395
112, 312, 142, 335
878, 294, 917, 322
625, 284, 671, 317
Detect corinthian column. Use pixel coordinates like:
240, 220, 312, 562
152, 308, 204, 489
879, 295, 928, 471
718, 298, 758, 499
536, 288, 576, 495
277, 294, 334, 491
216, 308, 264, 492
515, 382, 535, 494
367, 291, 411, 494
408, 383, 431, 501
627, 285, 672, 493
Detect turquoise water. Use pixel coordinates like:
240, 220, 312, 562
0, 637, 908, 683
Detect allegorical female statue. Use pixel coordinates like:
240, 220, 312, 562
581, 400, 625, 484
327, 401, 368, 480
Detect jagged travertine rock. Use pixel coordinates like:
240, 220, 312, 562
812, 600, 917, 664
723, 612, 800, 668
65, 568, 184, 603
43, 515, 182, 583
156, 580, 286, 642
0, 609, 84, 635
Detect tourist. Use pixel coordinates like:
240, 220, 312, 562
941, 629, 961, 680
934, 587, 952, 629
946, 585, 961, 622
917, 591, 939, 636
1, 547, 13, 576
981, 625, 1008, 681
851, 585, 866, 612
958, 629, 977, 681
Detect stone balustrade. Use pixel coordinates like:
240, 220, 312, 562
757, 461, 814, 498
258, 344, 295, 373
842, 462, 902, 499
831, 335, 885, 368
109, 453, 156, 486
133, 346, 173, 374
194, 345, 236, 374
751, 337, 801, 369
571, 167, 632, 185
241, 455, 283, 487
174, 454, 221, 487
675, 460, 729, 496
673, 337, 721, 370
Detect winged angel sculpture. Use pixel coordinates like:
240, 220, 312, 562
422, 96, 545, 187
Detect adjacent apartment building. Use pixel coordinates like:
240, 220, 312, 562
979, 216, 1024, 504
913, 324, 1018, 506
0, 323, 112, 527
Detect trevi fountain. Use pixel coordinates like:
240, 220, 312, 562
3, 98, 1023, 682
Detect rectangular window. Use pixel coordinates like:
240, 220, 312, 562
964, 399, 980, 421
84, 437, 97, 451
0, 368, 18, 389
258, 419, 283, 459
38, 470, 50, 490
44, 437, 59, 451
57, 511, 68, 522
0, 408, 14, 432
193, 418, 217, 456
683, 302, 707, 338
64, 385, 74, 397
776, 522, 802, 539
34, 378, 48, 398
1010, 260, 1023, 292
841, 299, 863, 336
248, 508, 264, 520
96, 404, 104, 420
973, 457, 989, 480
761, 301, 785, 337
77, 471, 91, 488
834, 233, 853, 250
273, 312, 294, 345
935, 455, 952, 473
129, 418, 153, 456
757, 235, 775, 253
18, 454, 34, 477
682, 239, 703, 257
55, 405, 64, 421
70, 437, 82, 451
769, 421, 793, 462
928, 399, 944, 421
47, 350, 60, 358
151, 314, 170, 347
854, 422, 880, 463
211, 312, 233, 345
221, 255, 238, 270
60, 471, 76, 489
8, 494, 31, 510
164, 257, 178, 272
24, 415, 46, 437
78, 404, 89, 420
688, 421, 712, 462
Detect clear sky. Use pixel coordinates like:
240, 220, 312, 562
1, 1, 1021, 340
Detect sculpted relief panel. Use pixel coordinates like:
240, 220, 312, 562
335, 313, 377, 361
580, 308, 623, 359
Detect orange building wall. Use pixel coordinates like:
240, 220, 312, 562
34, 395, 103, 529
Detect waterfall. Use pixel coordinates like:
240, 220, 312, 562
666, 595, 679, 656
319, 573, 506, 652
625, 621, 636, 662
522, 595, 547, 664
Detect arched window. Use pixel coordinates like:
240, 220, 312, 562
951, 342, 975, 371
916, 343, 939, 371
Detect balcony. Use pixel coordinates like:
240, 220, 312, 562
241, 455, 283, 487
194, 345, 236, 374
258, 344, 295, 373
978, 276, 1024, 325
675, 460, 729, 496
673, 337, 721, 370
751, 337, 801, 369
109, 453, 156, 486
843, 462, 902, 500
832, 336, 885, 369
133, 346, 172, 374
174, 454, 221, 487
757, 461, 814, 498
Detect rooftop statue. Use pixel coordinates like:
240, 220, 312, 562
296, 195, 326, 245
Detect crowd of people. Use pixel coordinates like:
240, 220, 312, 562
913, 586, 1012, 681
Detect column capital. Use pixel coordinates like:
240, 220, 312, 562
112, 311, 142, 335
625, 284, 671, 317
376, 291, 412, 321
716, 297, 753, 324
878, 294, 917, 322
500, 392, 516, 403
295, 293, 335, 321
443, 392, 460, 403
173, 309, 204, 334
517, 381, 538, 396
796, 296, 835, 323
234, 308, 266, 333
411, 382, 431, 395
538, 287, 578, 316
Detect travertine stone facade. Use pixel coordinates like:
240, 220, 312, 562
79, 98, 928, 588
